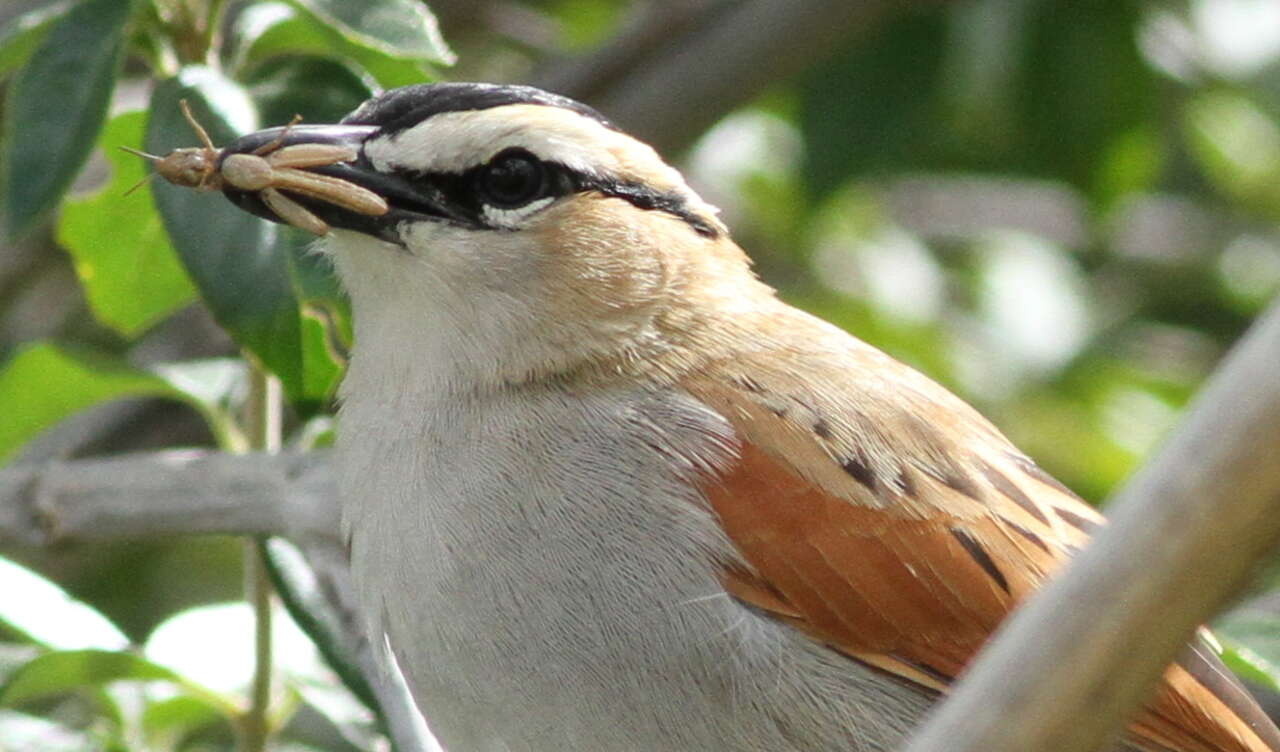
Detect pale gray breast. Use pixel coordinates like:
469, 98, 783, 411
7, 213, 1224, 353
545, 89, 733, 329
337, 380, 980, 751
340, 383, 742, 746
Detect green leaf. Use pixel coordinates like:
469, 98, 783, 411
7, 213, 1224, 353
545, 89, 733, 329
233, 2, 432, 90
244, 54, 374, 125
57, 110, 197, 337
291, 0, 453, 64
145, 69, 318, 407
1215, 609, 1280, 691
0, 343, 178, 465
0, 648, 237, 726
546, 0, 629, 50
1185, 90, 1280, 220
1, 0, 131, 239
282, 230, 347, 403
0, 650, 180, 707
0, 1, 74, 80
142, 695, 225, 749
0, 646, 41, 686
0, 556, 128, 652
1220, 644, 1280, 692
0, 344, 246, 463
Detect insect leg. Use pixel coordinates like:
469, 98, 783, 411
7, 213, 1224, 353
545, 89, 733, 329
179, 100, 218, 154
253, 114, 305, 156
261, 187, 330, 236
269, 168, 388, 216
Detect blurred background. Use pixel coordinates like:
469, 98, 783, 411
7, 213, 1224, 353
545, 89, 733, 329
2, 0, 1280, 749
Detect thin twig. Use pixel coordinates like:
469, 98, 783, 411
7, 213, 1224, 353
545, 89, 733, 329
242, 540, 274, 752
240, 366, 281, 752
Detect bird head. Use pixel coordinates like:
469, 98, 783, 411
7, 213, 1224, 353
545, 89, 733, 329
219, 83, 762, 386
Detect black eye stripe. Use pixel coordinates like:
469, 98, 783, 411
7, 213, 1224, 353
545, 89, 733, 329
381, 157, 718, 237
573, 174, 719, 238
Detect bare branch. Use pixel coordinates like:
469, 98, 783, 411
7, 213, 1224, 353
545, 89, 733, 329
904, 295, 1280, 752
0, 450, 335, 548
0, 453, 441, 749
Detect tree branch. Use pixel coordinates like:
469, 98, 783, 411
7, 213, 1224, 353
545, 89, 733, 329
0, 452, 444, 749
904, 294, 1280, 752
0, 450, 334, 548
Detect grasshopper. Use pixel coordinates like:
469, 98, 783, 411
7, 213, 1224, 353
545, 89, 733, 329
125, 101, 388, 236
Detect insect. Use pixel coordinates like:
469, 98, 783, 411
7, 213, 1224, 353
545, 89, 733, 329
124, 100, 388, 236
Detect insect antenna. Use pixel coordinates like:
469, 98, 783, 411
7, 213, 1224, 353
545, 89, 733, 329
119, 145, 161, 161
118, 146, 163, 196
122, 172, 160, 197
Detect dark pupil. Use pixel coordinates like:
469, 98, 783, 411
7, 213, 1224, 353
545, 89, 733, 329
480, 152, 545, 208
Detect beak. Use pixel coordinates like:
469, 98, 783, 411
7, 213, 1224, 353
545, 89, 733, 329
218, 124, 465, 241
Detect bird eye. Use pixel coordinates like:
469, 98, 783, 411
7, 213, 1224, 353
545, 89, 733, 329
476, 149, 548, 209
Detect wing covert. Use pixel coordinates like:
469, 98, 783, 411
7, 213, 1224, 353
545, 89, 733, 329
680, 335, 1279, 752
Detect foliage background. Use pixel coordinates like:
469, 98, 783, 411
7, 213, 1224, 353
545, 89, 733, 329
1, 0, 1280, 749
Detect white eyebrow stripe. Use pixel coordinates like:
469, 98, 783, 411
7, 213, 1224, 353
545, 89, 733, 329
363, 105, 621, 175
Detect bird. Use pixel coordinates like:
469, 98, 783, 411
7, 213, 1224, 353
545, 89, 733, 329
210, 82, 1280, 751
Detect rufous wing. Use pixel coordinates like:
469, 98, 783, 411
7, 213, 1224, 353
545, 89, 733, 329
680, 320, 1280, 752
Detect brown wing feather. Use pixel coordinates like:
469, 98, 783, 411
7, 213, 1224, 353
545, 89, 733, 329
680, 320, 1280, 752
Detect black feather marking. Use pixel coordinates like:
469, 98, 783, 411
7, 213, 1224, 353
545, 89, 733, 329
979, 461, 1050, 524
813, 418, 833, 440
905, 659, 952, 686
1053, 507, 1100, 534
576, 174, 719, 238
928, 468, 983, 502
1010, 453, 1080, 498
894, 467, 917, 497
1002, 518, 1052, 554
841, 453, 877, 490
949, 527, 1010, 594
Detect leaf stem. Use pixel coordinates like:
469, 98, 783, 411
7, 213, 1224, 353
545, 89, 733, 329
241, 363, 281, 752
